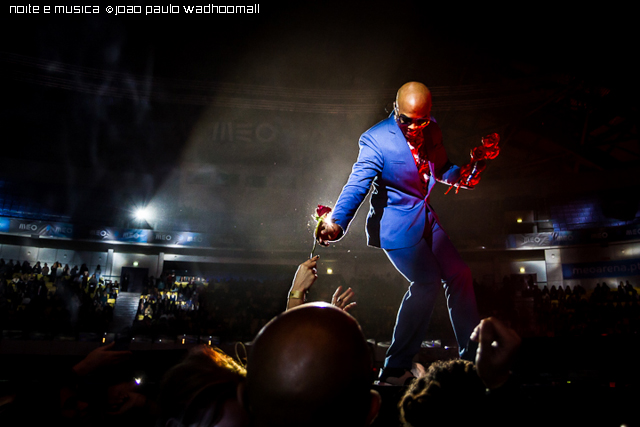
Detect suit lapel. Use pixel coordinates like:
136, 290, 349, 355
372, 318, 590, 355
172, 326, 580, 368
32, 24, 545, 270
386, 116, 424, 192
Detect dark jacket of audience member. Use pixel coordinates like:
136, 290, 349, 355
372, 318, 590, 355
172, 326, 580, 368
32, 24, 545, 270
157, 345, 248, 427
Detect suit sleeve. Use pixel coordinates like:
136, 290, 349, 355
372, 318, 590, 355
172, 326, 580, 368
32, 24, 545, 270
436, 160, 461, 185
330, 133, 383, 237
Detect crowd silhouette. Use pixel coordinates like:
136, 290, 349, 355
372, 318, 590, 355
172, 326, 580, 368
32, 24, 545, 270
0, 256, 638, 426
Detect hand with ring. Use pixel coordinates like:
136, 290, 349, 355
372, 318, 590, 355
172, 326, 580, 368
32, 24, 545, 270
331, 285, 356, 312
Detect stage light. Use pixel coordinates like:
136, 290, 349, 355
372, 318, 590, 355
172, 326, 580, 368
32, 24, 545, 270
327, 268, 333, 274
519, 267, 525, 273
134, 207, 154, 221
517, 218, 523, 223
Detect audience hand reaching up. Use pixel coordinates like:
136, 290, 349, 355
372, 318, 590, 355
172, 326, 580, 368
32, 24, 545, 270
332, 285, 356, 312
286, 256, 319, 310
293, 255, 319, 293
470, 317, 521, 390
286, 256, 357, 312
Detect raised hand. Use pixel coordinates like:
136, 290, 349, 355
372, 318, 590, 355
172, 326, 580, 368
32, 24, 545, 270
470, 317, 521, 390
331, 285, 356, 312
292, 256, 319, 293
287, 256, 319, 310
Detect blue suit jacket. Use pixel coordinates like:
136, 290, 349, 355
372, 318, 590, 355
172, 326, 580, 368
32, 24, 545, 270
332, 115, 460, 250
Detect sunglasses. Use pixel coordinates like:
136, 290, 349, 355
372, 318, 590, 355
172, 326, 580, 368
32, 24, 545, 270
394, 103, 431, 127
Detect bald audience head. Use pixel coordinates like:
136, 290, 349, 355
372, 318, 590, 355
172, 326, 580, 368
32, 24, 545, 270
244, 303, 380, 427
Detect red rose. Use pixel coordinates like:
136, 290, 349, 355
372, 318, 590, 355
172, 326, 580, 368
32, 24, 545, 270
482, 133, 500, 147
316, 205, 332, 219
311, 205, 333, 258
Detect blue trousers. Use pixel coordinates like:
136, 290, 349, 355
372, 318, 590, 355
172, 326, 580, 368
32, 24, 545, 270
383, 212, 479, 369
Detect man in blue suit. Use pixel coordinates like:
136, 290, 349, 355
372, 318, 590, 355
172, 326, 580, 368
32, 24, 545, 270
318, 82, 480, 385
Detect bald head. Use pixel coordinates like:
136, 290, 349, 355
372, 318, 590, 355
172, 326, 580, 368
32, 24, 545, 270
245, 303, 378, 427
396, 81, 432, 119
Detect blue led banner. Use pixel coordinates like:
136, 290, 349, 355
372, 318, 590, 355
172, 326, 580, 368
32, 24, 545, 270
116, 229, 151, 243
562, 259, 640, 279
7, 218, 74, 238
149, 231, 208, 246
3, 216, 226, 249
507, 225, 640, 249
506, 233, 553, 249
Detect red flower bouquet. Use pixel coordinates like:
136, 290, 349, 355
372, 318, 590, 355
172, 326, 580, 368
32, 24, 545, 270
446, 133, 500, 195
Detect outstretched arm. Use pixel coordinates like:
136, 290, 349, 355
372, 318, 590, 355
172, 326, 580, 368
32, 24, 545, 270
327, 133, 383, 244
286, 257, 357, 312
286, 256, 319, 310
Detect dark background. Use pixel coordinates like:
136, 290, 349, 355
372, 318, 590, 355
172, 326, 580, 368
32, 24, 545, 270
2, 3, 637, 253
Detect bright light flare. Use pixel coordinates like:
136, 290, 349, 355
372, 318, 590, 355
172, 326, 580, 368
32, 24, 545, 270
134, 207, 154, 222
